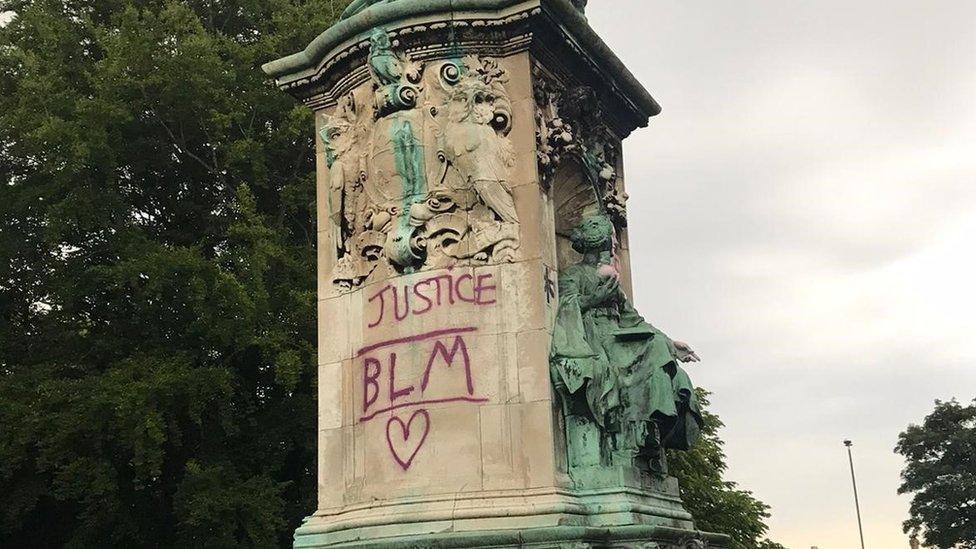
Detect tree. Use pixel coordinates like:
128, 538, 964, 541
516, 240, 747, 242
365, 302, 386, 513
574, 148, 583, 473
0, 0, 352, 546
669, 391, 785, 549
895, 399, 976, 549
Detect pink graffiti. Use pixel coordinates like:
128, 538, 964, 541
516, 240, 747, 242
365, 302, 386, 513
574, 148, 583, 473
360, 396, 489, 423
360, 328, 484, 421
386, 409, 431, 471
367, 272, 497, 328
357, 327, 477, 358
421, 336, 474, 395
358, 326, 489, 471
360, 352, 416, 415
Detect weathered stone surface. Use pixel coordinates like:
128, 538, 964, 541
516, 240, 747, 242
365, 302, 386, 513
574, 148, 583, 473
517, 329, 554, 402
266, 1, 728, 548
318, 362, 345, 430
316, 428, 345, 509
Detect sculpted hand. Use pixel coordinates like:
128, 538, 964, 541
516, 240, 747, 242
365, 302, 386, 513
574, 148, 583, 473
594, 275, 620, 304
673, 340, 700, 363
580, 275, 618, 310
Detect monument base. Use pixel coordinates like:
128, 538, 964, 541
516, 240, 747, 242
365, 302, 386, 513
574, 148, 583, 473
296, 525, 728, 548
293, 485, 730, 548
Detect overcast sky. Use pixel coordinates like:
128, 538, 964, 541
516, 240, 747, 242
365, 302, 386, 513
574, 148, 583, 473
588, 1, 976, 547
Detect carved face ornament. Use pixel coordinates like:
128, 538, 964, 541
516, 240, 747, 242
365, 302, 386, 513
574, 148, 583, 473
448, 81, 494, 125
369, 27, 392, 53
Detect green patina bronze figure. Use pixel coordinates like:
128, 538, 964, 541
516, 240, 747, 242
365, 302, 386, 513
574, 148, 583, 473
551, 214, 703, 481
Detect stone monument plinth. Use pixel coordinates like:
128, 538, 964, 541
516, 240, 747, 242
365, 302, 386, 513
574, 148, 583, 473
263, 1, 729, 547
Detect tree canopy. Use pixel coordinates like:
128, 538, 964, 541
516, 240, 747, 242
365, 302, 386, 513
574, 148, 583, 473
0, 0, 784, 546
896, 398, 976, 549
0, 0, 351, 545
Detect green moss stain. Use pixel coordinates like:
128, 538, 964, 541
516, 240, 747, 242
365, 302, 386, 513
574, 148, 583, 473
319, 125, 336, 168
389, 117, 427, 268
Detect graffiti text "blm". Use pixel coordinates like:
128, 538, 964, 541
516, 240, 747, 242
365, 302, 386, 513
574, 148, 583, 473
357, 327, 488, 423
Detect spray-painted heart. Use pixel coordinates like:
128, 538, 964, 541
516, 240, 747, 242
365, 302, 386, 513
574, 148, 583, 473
386, 409, 431, 471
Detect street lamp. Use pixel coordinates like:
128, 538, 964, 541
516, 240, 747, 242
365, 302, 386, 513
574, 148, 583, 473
844, 440, 866, 549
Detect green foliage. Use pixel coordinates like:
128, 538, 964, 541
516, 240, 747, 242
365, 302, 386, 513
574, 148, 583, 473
895, 398, 976, 549
669, 391, 783, 549
0, 0, 351, 546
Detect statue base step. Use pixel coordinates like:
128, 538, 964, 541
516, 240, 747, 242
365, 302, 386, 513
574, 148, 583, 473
295, 524, 729, 548
567, 464, 675, 492
293, 487, 729, 548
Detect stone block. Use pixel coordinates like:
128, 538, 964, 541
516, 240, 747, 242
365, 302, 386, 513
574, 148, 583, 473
318, 294, 355, 365
617, 244, 635, 300
518, 400, 558, 488
480, 404, 528, 491
319, 361, 344, 430
316, 228, 337, 301
540, 190, 559, 268
517, 329, 554, 403
513, 183, 546, 262
497, 260, 548, 334
356, 403, 484, 500
497, 52, 533, 103
317, 428, 344, 510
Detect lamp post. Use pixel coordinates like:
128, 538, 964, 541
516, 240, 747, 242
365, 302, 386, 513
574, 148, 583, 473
844, 440, 866, 549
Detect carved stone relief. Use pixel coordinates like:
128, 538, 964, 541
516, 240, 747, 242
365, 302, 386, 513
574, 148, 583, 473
321, 28, 520, 292
341, 0, 587, 20
534, 64, 628, 230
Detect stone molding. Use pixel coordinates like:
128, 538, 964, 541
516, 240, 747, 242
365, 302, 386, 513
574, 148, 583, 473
263, 0, 660, 138
294, 485, 729, 548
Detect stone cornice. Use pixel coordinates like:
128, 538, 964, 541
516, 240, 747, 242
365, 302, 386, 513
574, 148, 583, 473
262, 0, 660, 136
